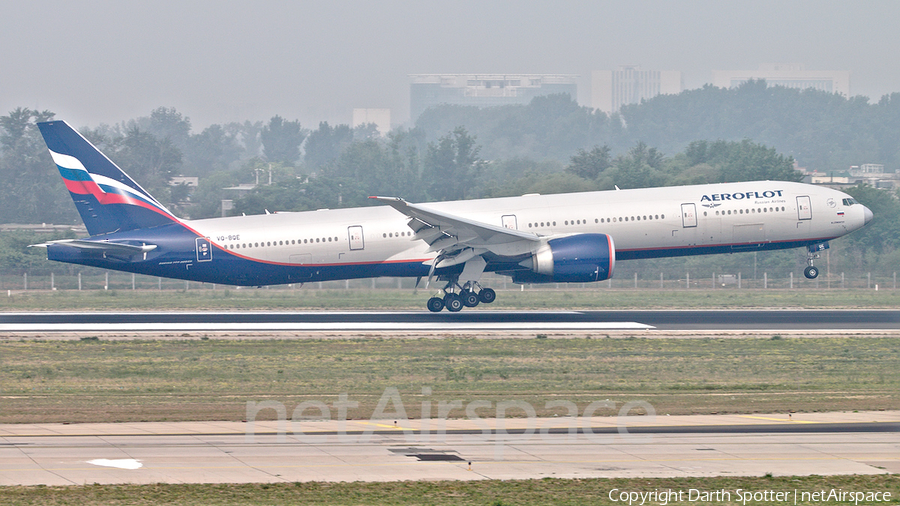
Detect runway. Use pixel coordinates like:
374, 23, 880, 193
2, 411, 898, 485
1, 309, 898, 333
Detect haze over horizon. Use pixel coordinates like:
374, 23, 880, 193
4, 0, 899, 130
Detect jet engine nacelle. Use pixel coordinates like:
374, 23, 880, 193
513, 233, 616, 284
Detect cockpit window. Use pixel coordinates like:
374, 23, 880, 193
842, 198, 859, 206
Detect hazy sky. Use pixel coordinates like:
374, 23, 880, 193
4, 0, 899, 130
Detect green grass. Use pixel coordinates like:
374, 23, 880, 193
2, 336, 899, 423
1, 286, 899, 310
1, 475, 898, 505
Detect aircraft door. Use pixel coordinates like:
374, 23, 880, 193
348, 225, 364, 250
195, 238, 212, 262
797, 196, 812, 220
681, 203, 697, 228
501, 214, 518, 230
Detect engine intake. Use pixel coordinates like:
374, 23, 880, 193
514, 233, 615, 284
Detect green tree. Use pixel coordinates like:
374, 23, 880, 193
260, 116, 306, 165
106, 127, 184, 210
416, 94, 613, 162
304, 122, 353, 170
678, 139, 801, 183
185, 124, 242, 175
0, 108, 76, 224
606, 142, 665, 189
566, 145, 612, 179
128, 107, 192, 151
422, 127, 482, 201
844, 185, 900, 258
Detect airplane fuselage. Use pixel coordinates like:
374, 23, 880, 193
47, 180, 870, 286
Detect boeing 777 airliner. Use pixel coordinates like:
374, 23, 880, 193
33, 120, 873, 311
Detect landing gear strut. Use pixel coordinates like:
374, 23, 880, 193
804, 243, 829, 279
426, 280, 497, 312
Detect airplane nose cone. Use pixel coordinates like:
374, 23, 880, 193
863, 205, 874, 225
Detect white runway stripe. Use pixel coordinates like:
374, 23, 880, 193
0, 322, 653, 332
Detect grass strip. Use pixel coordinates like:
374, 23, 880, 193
1, 475, 898, 505
1, 287, 899, 311
2, 336, 899, 423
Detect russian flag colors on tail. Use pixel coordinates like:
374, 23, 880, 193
37, 121, 178, 236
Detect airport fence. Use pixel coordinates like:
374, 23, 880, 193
0, 270, 896, 292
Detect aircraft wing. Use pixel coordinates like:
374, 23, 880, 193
370, 196, 540, 266
29, 239, 157, 255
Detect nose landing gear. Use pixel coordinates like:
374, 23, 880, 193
804, 265, 819, 279
804, 242, 829, 279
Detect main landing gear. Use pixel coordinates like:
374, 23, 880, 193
426, 281, 496, 312
804, 242, 829, 279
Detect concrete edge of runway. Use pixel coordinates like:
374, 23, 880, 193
2, 410, 898, 486
3, 410, 898, 438
2, 329, 899, 341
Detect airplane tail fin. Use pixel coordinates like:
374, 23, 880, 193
38, 120, 179, 236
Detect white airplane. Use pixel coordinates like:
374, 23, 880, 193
34, 120, 873, 311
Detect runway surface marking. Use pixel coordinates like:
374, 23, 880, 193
2, 309, 897, 333
0, 322, 654, 332
86, 459, 143, 470
739, 415, 818, 424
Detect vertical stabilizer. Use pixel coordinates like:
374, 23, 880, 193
37, 121, 178, 236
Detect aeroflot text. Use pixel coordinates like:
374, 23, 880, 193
701, 190, 784, 202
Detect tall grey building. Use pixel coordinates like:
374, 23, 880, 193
592, 66, 683, 114
409, 74, 578, 122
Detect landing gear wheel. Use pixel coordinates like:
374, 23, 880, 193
804, 265, 819, 279
461, 290, 480, 307
444, 293, 464, 312
478, 288, 496, 304
426, 297, 445, 312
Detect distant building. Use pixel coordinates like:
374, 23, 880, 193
850, 164, 884, 177
591, 66, 683, 114
409, 74, 578, 121
712, 64, 850, 95
805, 163, 897, 190
169, 176, 199, 187
352, 108, 391, 136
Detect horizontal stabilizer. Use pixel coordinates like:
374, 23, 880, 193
30, 239, 157, 255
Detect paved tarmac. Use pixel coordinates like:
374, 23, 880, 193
1, 309, 898, 333
2, 411, 897, 485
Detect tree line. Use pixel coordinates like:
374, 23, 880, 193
1, 80, 899, 277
